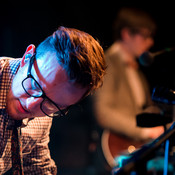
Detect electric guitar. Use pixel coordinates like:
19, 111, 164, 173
101, 129, 145, 168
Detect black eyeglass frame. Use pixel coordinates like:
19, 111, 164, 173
21, 54, 68, 117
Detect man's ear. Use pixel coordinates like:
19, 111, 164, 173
121, 28, 131, 41
20, 44, 36, 67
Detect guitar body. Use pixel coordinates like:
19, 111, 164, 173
101, 129, 175, 174
101, 129, 144, 168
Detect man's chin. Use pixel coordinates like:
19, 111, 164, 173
8, 114, 27, 120
7, 107, 29, 120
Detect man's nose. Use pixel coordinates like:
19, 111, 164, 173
147, 37, 154, 48
26, 96, 43, 110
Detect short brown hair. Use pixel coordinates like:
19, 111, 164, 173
36, 26, 106, 94
113, 7, 156, 40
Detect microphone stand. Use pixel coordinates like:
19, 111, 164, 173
112, 122, 175, 175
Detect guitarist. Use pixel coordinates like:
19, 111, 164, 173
93, 7, 172, 171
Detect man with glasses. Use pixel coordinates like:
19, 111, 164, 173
0, 26, 106, 174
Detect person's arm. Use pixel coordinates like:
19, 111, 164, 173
94, 68, 164, 142
95, 93, 164, 142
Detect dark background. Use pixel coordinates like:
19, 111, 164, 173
1, 1, 175, 56
1, 1, 175, 175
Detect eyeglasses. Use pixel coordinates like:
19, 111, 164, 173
21, 54, 69, 117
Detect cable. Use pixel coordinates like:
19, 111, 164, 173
163, 139, 169, 175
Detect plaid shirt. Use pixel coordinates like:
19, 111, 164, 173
0, 57, 57, 174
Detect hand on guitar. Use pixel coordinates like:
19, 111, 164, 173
101, 125, 165, 167
141, 126, 164, 139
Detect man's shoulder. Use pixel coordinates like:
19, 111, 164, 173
0, 57, 15, 63
0, 57, 20, 73
0, 57, 8, 74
